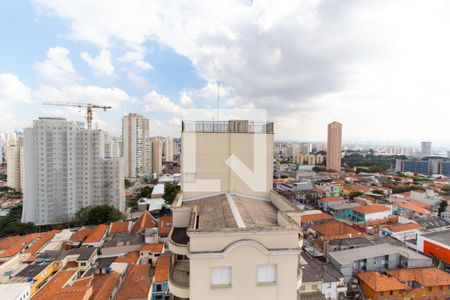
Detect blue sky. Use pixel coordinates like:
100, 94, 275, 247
1, 0, 450, 144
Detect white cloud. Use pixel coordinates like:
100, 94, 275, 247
127, 72, 151, 90
118, 46, 153, 71
179, 91, 194, 108
0, 73, 32, 102
143, 91, 181, 115
81, 49, 115, 76
34, 46, 80, 86
32, 0, 450, 141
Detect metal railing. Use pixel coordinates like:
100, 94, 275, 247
182, 121, 274, 134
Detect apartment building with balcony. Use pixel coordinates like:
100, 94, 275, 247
168, 120, 303, 300
22, 117, 125, 225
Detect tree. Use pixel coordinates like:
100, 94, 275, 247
0, 205, 36, 237
140, 186, 153, 198
372, 190, 385, 195
438, 200, 448, 216
74, 205, 123, 225
163, 183, 179, 205
124, 179, 131, 189
349, 191, 363, 199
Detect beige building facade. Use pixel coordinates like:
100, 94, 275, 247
326, 122, 342, 171
4, 137, 23, 191
169, 120, 303, 300
122, 113, 150, 177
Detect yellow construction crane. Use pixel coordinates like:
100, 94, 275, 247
43, 102, 112, 130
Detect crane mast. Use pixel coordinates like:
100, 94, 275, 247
42, 102, 112, 129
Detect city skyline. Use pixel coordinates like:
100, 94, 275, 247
1, 1, 450, 143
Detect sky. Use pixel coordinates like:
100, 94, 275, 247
1, 0, 450, 145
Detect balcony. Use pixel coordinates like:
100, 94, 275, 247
169, 260, 190, 299
169, 227, 189, 256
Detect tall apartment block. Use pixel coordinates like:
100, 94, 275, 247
122, 113, 151, 178
164, 137, 174, 162
327, 121, 342, 171
22, 117, 125, 225
104, 133, 122, 158
4, 137, 23, 191
421, 141, 432, 157
169, 120, 303, 300
151, 139, 163, 175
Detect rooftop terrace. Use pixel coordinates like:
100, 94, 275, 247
181, 120, 274, 134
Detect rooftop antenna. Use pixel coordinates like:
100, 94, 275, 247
216, 81, 220, 121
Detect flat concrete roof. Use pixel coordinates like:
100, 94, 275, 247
422, 229, 450, 246
328, 243, 430, 266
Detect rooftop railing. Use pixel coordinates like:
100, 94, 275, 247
182, 120, 274, 133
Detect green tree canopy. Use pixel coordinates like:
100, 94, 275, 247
163, 182, 180, 205
0, 205, 36, 237
74, 205, 123, 225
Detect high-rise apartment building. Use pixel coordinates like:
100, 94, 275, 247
164, 137, 174, 162
4, 137, 23, 191
122, 113, 150, 178
169, 120, 302, 300
421, 141, 432, 157
151, 139, 163, 175
326, 121, 342, 171
22, 117, 125, 225
104, 134, 122, 158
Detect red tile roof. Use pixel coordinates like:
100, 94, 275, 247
114, 251, 140, 265
319, 196, 343, 203
84, 224, 109, 244
158, 215, 172, 235
384, 223, 421, 233
141, 243, 164, 253
352, 204, 390, 215
387, 267, 450, 287
131, 211, 158, 234
25, 230, 60, 255
397, 202, 431, 215
404, 198, 431, 208
91, 272, 120, 300
32, 269, 78, 300
154, 253, 170, 282
357, 272, 407, 292
115, 264, 152, 300
301, 212, 333, 223
110, 221, 130, 234
311, 220, 364, 240
70, 227, 93, 243
0, 233, 37, 259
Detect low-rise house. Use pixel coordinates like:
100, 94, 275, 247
60, 247, 98, 271
140, 243, 164, 266
350, 204, 391, 223
358, 267, 450, 300
115, 264, 153, 300
114, 251, 140, 265
83, 224, 109, 247
327, 237, 372, 253
158, 215, 172, 238
300, 211, 333, 229
379, 223, 422, 242
69, 227, 94, 248
328, 243, 433, 280
101, 233, 143, 256
31, 268, 79, 300
109, 221, 131, 234
327, 203, 361, 219
394, 201, 431, 217
318, 197, 345, 211
150, 253, 170, 300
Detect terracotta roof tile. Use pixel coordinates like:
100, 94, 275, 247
70, 227, 93, 243
131, 211, 158, 234
32, 269, 78, 300
357, 272, 407, 292
115, 264, 152, 300
114, 251, 140, 265
397, 202, 431, 215
110, 221, 130, 234
0, 233, 38, 259
91, 272, 120, 300
141, 243, 164, 253
385, 223, 421, 233
311, 220, 364, 240
301, 212, 333, 223
154, 253, 170, 282
25, 230, 61, 255
352, 204, 390, 214
404, 198, 431, 208
319, 197, 344, 203
84, 224, 109, 244
387, 267, 450, 287
158, 216, 172, 235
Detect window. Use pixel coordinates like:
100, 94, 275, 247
257, 264, 276, 284
211, 267, 231, 286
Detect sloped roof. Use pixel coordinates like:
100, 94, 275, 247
114, 251, 140, 265
110, 221, 130, 234
301, 212, 333, 223
141, 243, 164, 253
115, 264, 152, 300
384, 223, 421, 233
357, 272, 407, 292
70, 227, 93, 243
131, 211, 158, 234
154, 253, 170, 282
397, 202, 431, 215
84, 224, 109, 244
32, 269, 78, 300
352, 204, 390, 214
319, 197, 343, 203
387, 267, 450, 287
